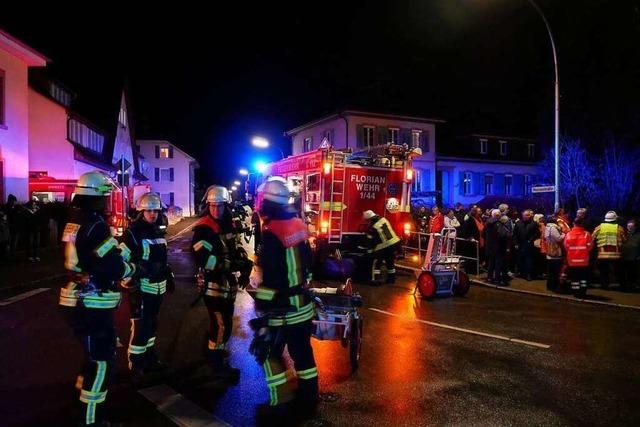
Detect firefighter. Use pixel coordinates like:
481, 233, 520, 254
119, 192, 174, 380
191, 185, 240, 380
364, 209, 400, 284
252, 179, 318, 420
58, 171, 137, 427
592, 211, 627, 289
564, 217, 594, 297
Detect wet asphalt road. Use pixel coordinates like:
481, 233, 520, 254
1, 231, 640, 426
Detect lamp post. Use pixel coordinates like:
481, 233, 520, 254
252, 136, 285, 159
526, 0, 560, 211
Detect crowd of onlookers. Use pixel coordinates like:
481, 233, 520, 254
0, 194, 68, 264
412, 203, 640, 294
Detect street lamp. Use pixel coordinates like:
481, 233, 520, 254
239, 168, 249, 176
233, 180, 241, 186
231, 186, 238, 191
525, 0, 560, 211
252, 136, 284, 159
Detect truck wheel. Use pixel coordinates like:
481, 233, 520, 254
349, 315, 363, 372
417, 271, 436, 299
454, 271, 470, 296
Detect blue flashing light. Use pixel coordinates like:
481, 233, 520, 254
255, 160, 267, 173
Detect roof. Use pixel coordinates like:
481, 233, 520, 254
137, 139, 199, 164
0, 28, 49, 66
468, 133, 536, 143
285, 110, 446, 136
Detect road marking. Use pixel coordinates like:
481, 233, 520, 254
369, 307, 551, 349
139, 384, 231, 427
0, 288, 50, 306
167, 222, 198, 243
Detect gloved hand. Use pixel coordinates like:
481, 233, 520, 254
166, 264, 176, 294
119, 277, 139, 291
249, 326, 273, 365
195, 268, 205, 293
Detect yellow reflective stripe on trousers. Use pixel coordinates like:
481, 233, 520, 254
59, 283, 80, 307
263, 361, 278, 405
83, 360, 107, 424
128, 344, 147, 355
147, 336, 156, 348
118, 242, 132, 262
297, 366, 318, 380
81, 291, 121, 309
95, 237, 118, 258
256, 287, 277, 301
266, 371, 288, 387
268, 302, 315, 326
140, 279, 167, 295
79, 389, 107, 403
193, 240, 213, 252
205, 255, 217, 270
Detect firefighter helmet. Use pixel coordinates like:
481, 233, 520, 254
75, 171, 114, 196
262, 180, 291, 205
363, 210, 376, 220
136, 192, 162, 211
204, 185, 230, 204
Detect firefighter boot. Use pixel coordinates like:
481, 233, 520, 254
207, 350, 240, 383
145, 348, 167, 373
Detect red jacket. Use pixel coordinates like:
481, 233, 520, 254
564, 226, 594, 267
429, 213, 445, 234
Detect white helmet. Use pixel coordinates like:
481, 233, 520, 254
204, 185, 230, 204
262, 180, 291, 205
75, 171, 114, 196
363, 210, 376, 220
136, 192, 162, 211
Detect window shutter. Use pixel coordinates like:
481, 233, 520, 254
155, 145, 159, 158
473, 173, 484, 195
400, 128, 411, 145
459, 172, 466, 196
513, 175, 525, 196
170, 168, 174, 182
170, 192, 174, 206
169, 147, 174, 158
378, 126, 388, 146
494, 173, 505, 195
154, 167, 159, 182
421, 131, 429, 152
356, 125, 364, 148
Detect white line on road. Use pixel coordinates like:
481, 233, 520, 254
369, 307, 551, 349
167, 222, 198, 243
139, 384, 231, 427
0, 288, 50, 306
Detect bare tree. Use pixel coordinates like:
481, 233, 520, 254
598, 140, 640, 213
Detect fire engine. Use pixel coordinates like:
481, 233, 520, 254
28, 172, 149, 237
259, 144, 421, 251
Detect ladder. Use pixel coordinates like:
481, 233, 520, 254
327, 152, 346, 244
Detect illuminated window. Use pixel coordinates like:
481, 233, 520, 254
505, 174, 513, 195
303, 137, 313, 152
500, 140, 507, 156
389, 128, 399, 144
463, 172, 472, 195
159, 147, 170, 158
411, 130, 421, 148
484, 174, 494, 195
480, 139, 488, 154
528, 144, 535, 158
118, 108, 127, 127
363, 126, 374, 147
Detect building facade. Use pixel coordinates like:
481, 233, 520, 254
137, 139, 199, 216
287, 110, 443, 203
436, 134, 541, 207
0, 30, 48, 202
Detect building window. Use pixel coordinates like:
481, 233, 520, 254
500, 140, 507, 156
303, 137, 313, 152
159, 147, 170, 158
388, 128, 399, 144
463, 172, 472, 195
484, 174, 494, 195
411, 130, 422, 148
68, 118, 105, 153
0, 68, 5, 127
49, 82, 71, 107
524, 174, 531, 196
528, 144, 535, 158
412, 169, 421, 192
322, 129, 333, 145
363, 126, 375, 148
505, 174, 513, 195
480, 139, 488, 154
160, 168, 174, 182
118, 107, 127, 127
161, 192, 174, 206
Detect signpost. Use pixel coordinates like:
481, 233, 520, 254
532, 185, 555, 194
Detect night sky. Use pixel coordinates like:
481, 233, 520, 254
2, 0, 639, 185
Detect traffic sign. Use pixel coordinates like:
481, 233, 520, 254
532, 185, 555, 193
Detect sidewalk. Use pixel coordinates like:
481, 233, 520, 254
0, 216, 200, 291
471, 275, 640, 310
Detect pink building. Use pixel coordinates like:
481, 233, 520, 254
0, 29, 48, 202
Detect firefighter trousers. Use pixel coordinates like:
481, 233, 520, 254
67, 305, 116, 426
263, 320, 318, 407
371, 245, 397, 284
203, 295, 236, 356
128, 290, 164, 371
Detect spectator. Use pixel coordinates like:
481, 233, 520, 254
429, 206, 445, 234
5, 194, 21, 258
513, 209, 540, 281
533, 213, 547, 278
23, 199, 41, 262
484, 209, 511, 285
555, 207, 571, 234
461, 206, 484, 273
444, 208, 461, 232
621, 219, 640, 292
453, 203, 466, 227
592, 211, 626, 290
0, 210, 9, 264
544, 216, 566, 292
575, 207, 597, 232
564, 218, 594, 296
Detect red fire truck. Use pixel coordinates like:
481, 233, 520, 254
28, 172, 137, 236
260, 145, 420, 251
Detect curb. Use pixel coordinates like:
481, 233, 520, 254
1, 273, 67, 292
471, 279, 640, 311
